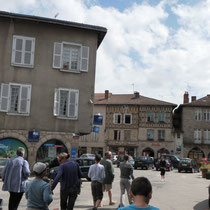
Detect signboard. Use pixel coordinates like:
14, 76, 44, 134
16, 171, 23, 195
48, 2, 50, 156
48, 147, 56, 158
93, 126, 100, 133
28, 131, 40, 142
93, 115, 103, 125
71, 147, 77, 159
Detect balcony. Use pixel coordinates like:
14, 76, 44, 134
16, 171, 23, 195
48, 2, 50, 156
204, 140, 210, 144
194, 139, 201, 144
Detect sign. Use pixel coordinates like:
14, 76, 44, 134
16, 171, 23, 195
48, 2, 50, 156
28, 131, 40, 142
71, 147, 77, 158
93, 126, 100, 133
93, 115, 103, 125
48, 147, 56, 158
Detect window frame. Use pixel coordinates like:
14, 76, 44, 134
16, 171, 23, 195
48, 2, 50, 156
147, 129, 154, 140
158, 130, 165, 141
113, 113, 122, 124
11, 35, 35, 68
157, 112, 166, 123
114, 130, 121, 141
147, 112, 155, 122
123, 114, 132, 125
195, 109, 202, 121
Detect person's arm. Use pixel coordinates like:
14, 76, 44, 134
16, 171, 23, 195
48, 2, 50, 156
88, 165, 92, 178
102, 166, 105, 180
130, 165, 134, 180
43, 183, 53, 205
77, 162, 82, 179
22, 160, 31, 180
51, 165, 63, 191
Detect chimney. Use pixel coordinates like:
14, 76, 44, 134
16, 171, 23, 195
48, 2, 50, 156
191, 96, 196, 102
134, 91, 140, 98
105, 90, 109, 99
183, 91, 189, 104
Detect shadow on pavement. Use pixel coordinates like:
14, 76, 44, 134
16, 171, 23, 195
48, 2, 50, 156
193, 199, 209, 210
75, 205, 116, 210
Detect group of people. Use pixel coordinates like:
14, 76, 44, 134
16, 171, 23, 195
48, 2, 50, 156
1, 147, 160, 210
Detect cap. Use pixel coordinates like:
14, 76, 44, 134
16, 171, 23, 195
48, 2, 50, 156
33, 162, 47, 175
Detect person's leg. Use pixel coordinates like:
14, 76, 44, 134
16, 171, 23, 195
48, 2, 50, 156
9, 192, 24, 210
95, 182, 103, 209
60, 189, 68, 210
67, 189, 78, 210
125, 179, 132, 204
119, 179, 126, 207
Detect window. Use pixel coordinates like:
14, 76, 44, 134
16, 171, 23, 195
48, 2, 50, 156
54, 88, 79, 119
147, 112, 155, 122
195, 109, 202, 120
204, 130, 210, 140
124, 114, 132, 124
53, 42, 89, 73
158, 130, 165, 141
157, 112, 165, 122
0, 83, 31, 115
194, 129, 201, 141
114, 130, 121, 140
203, 110, 210, 121
11, 35, 35, 68
113, 113, 122, 124
124, 130, 131, 141
147, 129, 154, 140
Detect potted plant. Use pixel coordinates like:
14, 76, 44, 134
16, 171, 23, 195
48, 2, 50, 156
200, 163, 208, 178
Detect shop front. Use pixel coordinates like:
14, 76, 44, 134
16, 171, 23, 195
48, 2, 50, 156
36, 139, 68, 163
0, 138, 28, 159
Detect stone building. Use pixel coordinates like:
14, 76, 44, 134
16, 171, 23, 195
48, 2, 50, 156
174, 92, 210, 159
0, 11, 107, 167
78, 90, 177, 158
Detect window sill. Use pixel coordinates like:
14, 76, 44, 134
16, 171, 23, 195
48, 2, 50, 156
60, 69, 80, 74
56, 116, 78, 120
11, 63, 34, 68
7, 112, 29, 116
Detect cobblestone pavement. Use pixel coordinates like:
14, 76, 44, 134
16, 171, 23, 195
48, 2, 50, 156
0, 166, 209, 210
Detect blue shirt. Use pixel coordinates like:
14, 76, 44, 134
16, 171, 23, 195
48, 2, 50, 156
2, 156, 30, 192
51, 160, 82, 191
88, 163, 105, 183
118, 204, 159, 210
26, 179, 53, 210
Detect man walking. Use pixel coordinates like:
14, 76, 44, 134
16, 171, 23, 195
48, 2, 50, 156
88, 154, 105, 210
2, 147, 30, 210
119, 154, 134, 207
101, 151, 116, 205
51, 152, 82, 210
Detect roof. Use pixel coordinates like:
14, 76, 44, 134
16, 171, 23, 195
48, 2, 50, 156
181, 95, 210, 107
0, 11, 107, 48
94, 93, 177, 107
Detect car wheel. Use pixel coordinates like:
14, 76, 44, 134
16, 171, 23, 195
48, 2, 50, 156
134, 166, 137, 169
178, 169, 181, 173
86, 178, 91, 181
191, 168, 195, 173
156, 168, 158, 171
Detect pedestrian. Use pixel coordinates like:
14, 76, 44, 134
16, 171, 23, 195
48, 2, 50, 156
100, 151, 116, 205
51, 152, 82, 210
25, 162, 53, 210
88, 154, 105, 210
2, 147, 30, 210
119, 154, 134, 207
118, 177, 159, 210
159, 156, 166, 181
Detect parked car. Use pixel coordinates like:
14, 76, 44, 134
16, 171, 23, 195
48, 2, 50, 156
155, 158, 173, 171
0, 158, 9, 178
111, 155, 118, 164
178, 158, 200, 173
116, 155, 134, 167
79, 153, 95, 159
161, 154, 180, 168
134, 156, 154, 170
49, 158, 94, 181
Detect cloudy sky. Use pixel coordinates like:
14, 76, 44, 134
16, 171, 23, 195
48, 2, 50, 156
1, 0, 210, 104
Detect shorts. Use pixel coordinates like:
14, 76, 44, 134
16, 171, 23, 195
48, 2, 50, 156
102, 184, 112, 192
160, 168, 166, 176
91, 181, 103, 202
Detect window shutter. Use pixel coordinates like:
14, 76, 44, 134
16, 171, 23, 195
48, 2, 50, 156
80, 46, 89, 72
19, 85, 31, 114
68, 90, 79, 118
54, 89, 60, 116
0, 84, 9, 112
11, 37, 22, 65
53, 42, 62, 69
24, 39, 35, 67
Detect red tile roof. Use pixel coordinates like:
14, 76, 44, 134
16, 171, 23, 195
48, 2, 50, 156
94, 93, 177, 107
182, 95, 210, 107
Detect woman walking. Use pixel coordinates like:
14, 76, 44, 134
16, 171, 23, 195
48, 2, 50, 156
159, 156, 166, 181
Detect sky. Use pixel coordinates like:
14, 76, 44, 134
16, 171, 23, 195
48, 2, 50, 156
1, 0, 210, 105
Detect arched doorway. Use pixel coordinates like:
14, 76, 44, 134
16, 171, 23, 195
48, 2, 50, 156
0, 138, 28, 159
142, 147, 154, 157
157, 148, 169, 158
36, 139, 68, 163
188, 147, 204, 160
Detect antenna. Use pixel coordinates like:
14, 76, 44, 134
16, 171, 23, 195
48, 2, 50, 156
54, 13, 59, 18
131, 83, 135, 93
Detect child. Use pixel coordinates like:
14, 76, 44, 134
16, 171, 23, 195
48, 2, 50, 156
118, 177, 159, 210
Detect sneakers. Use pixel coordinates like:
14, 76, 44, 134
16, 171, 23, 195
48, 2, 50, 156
92, 207, 97, 210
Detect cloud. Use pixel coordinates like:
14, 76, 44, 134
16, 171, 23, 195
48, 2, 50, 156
1, 0, 210, 104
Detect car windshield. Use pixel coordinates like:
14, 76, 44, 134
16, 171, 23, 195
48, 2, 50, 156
76, 159, 94, 166
80, 154, 95, 158
0, 159, 8, 166
136, 157, 147, 161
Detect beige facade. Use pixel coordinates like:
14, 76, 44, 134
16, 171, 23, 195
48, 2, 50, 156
0, 11, 106, 167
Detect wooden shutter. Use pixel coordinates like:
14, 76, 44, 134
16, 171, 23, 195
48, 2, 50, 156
19, 85, 31, 114
68, 90, 79, 118
0, 84, 9, 112
80, 46, 89, 72
24, 38, 35, 67
11, 36, 22, 65
54, 89, 60, 116
53, 42, 62, 69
